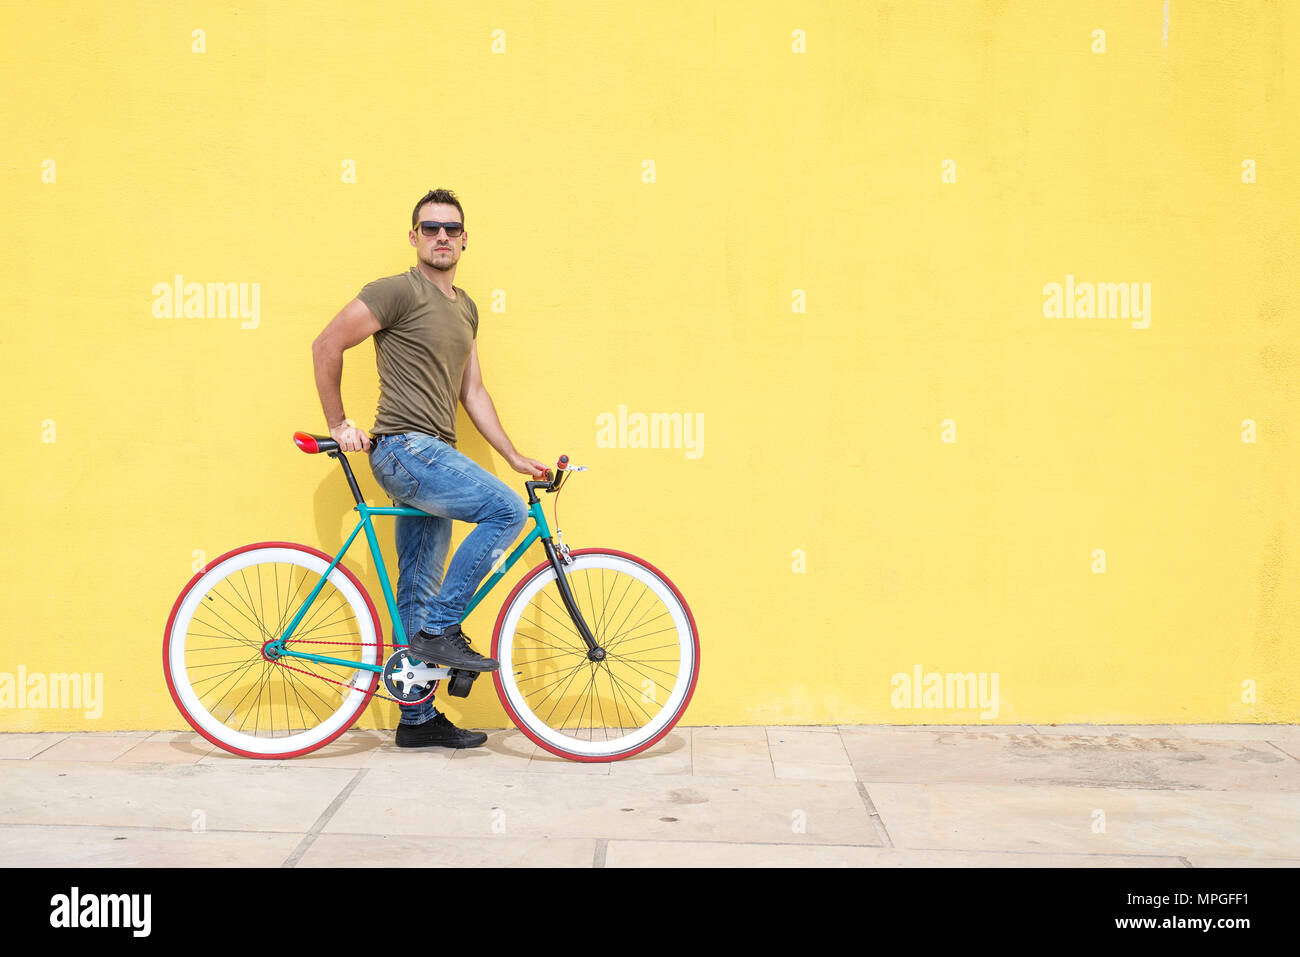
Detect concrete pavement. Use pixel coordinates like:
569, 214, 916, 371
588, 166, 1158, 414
1, 725, 1298, 867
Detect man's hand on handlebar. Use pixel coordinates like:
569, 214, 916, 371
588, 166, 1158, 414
509, 452, 549, 481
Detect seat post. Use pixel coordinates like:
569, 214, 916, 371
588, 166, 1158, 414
328, 451, 366, 505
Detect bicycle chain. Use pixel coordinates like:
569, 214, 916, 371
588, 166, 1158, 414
278, 638, 435, 705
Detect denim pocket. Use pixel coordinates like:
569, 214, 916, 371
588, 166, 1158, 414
371, 447, 419, 502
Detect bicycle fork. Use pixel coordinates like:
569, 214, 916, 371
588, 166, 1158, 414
538, 533, 607, 662
521, 470, 606, 663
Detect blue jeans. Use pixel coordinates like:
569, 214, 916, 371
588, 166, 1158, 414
367, 432, 528, 725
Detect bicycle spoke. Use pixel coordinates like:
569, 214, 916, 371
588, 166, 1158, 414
538, 661, 597, 729
597, 569, 638, 645
555, 664, 597, 732
529, 591, 587, 649
232, 569, 273, 641
604, 583, 658, 652
195, 598, 269, 650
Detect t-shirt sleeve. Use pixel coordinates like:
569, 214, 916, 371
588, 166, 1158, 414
466, 294, 479, 339
356, 274, 413, 330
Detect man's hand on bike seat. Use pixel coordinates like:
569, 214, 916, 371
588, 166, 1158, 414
330, 419, 371, 453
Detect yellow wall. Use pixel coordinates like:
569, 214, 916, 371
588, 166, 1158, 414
2, 1, 1297, 733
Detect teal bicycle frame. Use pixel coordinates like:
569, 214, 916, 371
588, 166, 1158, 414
262, 498, 553, 675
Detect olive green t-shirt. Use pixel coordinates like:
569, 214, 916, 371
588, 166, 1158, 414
357, 267, 479, 448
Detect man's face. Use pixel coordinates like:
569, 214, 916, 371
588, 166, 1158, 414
410, 202, 466, 272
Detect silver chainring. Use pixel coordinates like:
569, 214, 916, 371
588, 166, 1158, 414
382, 651, 442, 704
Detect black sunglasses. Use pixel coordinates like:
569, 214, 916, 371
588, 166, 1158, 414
417, 221, 464, 238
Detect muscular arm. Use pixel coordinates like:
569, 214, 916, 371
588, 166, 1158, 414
311, 297, 381, 451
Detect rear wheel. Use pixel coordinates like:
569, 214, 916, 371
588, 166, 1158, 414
491, 548, 699, 762
163, 542, 382, 758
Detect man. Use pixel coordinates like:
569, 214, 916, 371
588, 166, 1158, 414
311, 188, 547, 749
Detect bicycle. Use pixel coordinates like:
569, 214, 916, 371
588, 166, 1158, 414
162, 431, 701, 762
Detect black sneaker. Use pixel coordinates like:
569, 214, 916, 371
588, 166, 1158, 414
395, 713, 488, 749
407, 623, 500, 672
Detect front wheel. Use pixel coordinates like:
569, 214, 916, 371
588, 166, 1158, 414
491, 548, 700, 762
163, 542, 383, 759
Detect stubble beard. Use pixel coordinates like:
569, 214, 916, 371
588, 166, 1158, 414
421, 247, 456, 272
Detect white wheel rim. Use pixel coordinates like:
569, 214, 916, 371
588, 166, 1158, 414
168, 547, 377, 756
497, 553, 694, 757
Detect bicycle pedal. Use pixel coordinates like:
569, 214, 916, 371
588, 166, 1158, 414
446, 667, 480, 698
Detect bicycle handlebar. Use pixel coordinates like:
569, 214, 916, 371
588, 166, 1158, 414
521, 454, 565, 499
538, 454, 569, 489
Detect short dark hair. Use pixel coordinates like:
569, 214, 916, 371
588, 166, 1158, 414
411, 188, 464, 228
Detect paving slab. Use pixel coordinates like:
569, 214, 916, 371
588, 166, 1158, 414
269, 730, 390, 768
861, 725, 1038, 734
608, 730, 693, 775
1031, 725, 1187, 738
691, 727, 773, 778
866, 781, 1300, 860
362, 743, 457, 770
325, 767, 881, 846
1185, 855, 1300, 868
1174, 725, 1300, 759
522, 728, 696, 774
605, 840, 1188, 868
445, 730, 539, 770
767, 728, 856, 781
31, 732, 153, 763
298, 833, 597, 867
1173, 725, 1299, 742
527, 751, 612, 774
840, 728, 1300, 791
195, 748, 257, 764
0, 761, 356, 833
182, 729, 392, 768
0, 733, 71, 759
115, 731, 216, 765
766, 725, 842, 734
0, 824, 301, 867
